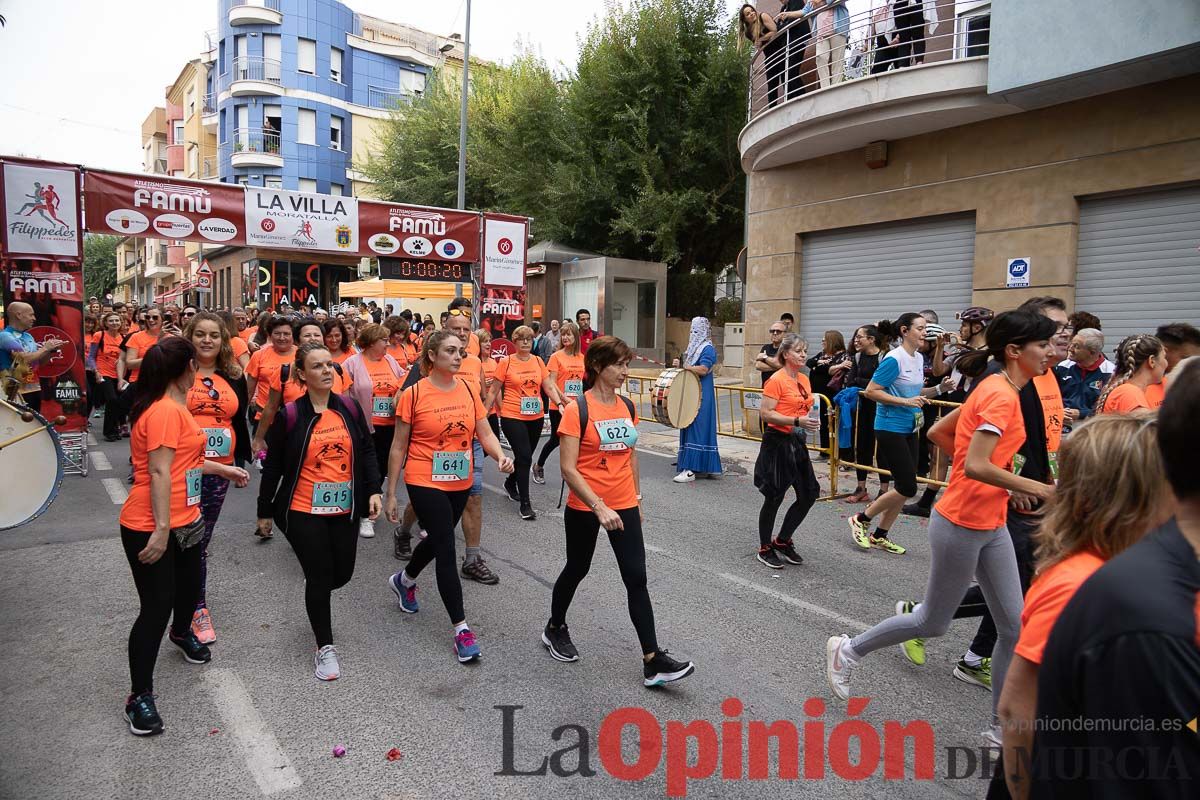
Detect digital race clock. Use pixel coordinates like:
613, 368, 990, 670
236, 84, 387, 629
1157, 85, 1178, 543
378, 258, 473, 282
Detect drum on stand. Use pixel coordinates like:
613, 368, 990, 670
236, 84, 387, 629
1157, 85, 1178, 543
0, 400, 65, 530
650, 368, 701, 429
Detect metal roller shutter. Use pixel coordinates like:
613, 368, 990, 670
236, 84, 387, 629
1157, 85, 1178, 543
798, 214, 976, 346
1075, 186, 1200, 346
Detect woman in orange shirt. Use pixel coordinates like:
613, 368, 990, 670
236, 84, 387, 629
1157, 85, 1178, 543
827, 311, 1057, 738
244, 316, 296, 428
1096, 333, 1166, 414
996, 412, 1169, 799
385, 316, 419, 369
119, 337, 249, 736
478, 329, 501, 439
257, 342, 383, 681
533, 322, 585, 484
753, 334, 823, 569
483, 325, 567, 521
385, 330, 512, 664
216, 310, 251, 371
90, 311, 126, 441
323, 318, 354, 364
183, 313, 253, 645
542, 335, 696, 687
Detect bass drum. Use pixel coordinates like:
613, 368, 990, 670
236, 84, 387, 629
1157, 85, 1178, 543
0, 402, 65, 530
650, 368, 701, 429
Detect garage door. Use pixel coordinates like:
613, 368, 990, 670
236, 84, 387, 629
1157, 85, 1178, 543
799, 214, 976, 346
1075, 186, 1200, 346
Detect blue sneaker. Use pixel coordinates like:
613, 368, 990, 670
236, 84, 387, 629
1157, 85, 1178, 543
454, 628, 481, 663
389, 572, 419, 613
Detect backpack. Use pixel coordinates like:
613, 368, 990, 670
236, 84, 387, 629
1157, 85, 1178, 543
556, 390, 637, 509
281, 382, 361, 437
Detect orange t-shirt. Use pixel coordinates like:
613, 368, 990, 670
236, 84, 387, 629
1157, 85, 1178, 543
124, 329, 161, 382
331, 349, 353, 365
290, 410, 355, 515
230, 334, 249, 362
397, 378, 487, 492
91, 331, 122, 380
1143, 381, 1164, 410
246, 346, 295, 409
239, 326, 257, 342
763, 368, 814, 433
119, 398, 205, 530
268, 361, 352, 401
558, 392, 640, 512
458, 354, 486, 401
494, 354, 548, 420
482, 357, 500, 413
187, 372, 239, 465
935, 374, 1026, 530
548, 350, 586, 410
1033, 370, 1064, 458
388, 340, 419, 369
1101, 383, 1149, 414
466, 332, 481, 357
365, 356, 404, 426
1015, 550, 1106, 664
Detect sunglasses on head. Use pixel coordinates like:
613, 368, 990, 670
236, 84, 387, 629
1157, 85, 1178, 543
448, 308, 471, 318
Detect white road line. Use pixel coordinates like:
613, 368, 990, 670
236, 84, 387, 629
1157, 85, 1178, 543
718, 572, 871, 632
204, 669, 302, 796
643, 543, 668, 554
87, 433, 97, 446
100, 478, 129, 505
89, 451, 112, 471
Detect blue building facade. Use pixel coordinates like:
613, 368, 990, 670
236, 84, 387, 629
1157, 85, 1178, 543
210, 0, 433, 194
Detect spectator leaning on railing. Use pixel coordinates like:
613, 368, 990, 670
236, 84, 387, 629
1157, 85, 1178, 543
740, 4, 786, 106
806, 0, 850, 88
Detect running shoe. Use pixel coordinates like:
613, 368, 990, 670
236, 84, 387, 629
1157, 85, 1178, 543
870, 536, 907, 555
531, 464, 546, 485
981, 724, 1002, 748
504, 477, 520, 502
359, 518, 375, 538
541, 622, 579, 663
848, 514, 871, 550
314, 645, 340, 681
388, 572, 419, 613
461, 558, 499, 585
672, 471, 696, 483
454, 628, 481, 663
168, 630, 212, 665
191, 608, 216, 645
901, 502, 931, 519
643, 650, 695, 687
520, 503, 536, 521
825, 634, 855, 701
772, 538, 804, 565
393, 529, 412, 561
124, 692, 163, 736
953, 658, 992, 690
756, 545, 785, 569
894, 600, 925, 666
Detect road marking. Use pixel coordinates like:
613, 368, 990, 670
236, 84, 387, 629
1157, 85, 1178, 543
89, 451, 112, 471
87, 433, 97, 446
100, 477, 128, 505
718, 572, 870, 632
644, 543, 668, 554
204, 669, 302, 796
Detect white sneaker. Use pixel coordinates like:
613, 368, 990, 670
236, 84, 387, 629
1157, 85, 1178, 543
359, 518, 375, 538
314, 645, 340, 681
672, 470, 696, 484
981, 724, 1002, 748
826, 635, 856, 701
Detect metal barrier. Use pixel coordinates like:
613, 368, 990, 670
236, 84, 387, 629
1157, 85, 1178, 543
833, 397, 961, 493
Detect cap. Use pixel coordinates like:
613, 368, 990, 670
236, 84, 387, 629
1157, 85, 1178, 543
924, 323, 945, 340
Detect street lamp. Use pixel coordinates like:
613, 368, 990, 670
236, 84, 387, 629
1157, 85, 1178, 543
455, 0, 471, 212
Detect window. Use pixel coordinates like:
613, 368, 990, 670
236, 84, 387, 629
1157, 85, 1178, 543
236, 176, 250, 186
330, 183, 344, 196
330, 47, 343, 82
186, 88, 195, 118
298, 109, 316, 145
400, 68, 427, 96
299, 178, 317, 194
298, 38, 316, 75
188, 147, 198, 176
330, 116, 343, 150
173, 121, 184, 145
265, 176, 283, 190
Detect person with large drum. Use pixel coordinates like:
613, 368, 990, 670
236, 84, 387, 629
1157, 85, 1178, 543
673, 317, 722, 483
119, 337, 249, 736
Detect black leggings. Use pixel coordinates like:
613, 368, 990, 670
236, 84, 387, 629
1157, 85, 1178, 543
283, 511, 358, 647
487, 414, 500, 440
552, 507, 659, 654
874, 430, 920, 498
854, 397, 888, 484
98, 376, 123, 438
121, 525, 202, 695
500, 417, 542, 504
405, 484, 470, 623
372, 425, 395, 490
536, 409, 563, 467
758, 452, 820, 548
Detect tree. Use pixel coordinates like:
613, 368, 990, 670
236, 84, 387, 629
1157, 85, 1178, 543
83, 234, 119, 301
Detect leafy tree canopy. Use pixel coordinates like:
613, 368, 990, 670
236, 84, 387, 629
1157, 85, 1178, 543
83, 234, 120, 302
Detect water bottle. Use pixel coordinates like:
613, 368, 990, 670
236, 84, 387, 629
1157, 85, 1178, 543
807, 395, 821, 426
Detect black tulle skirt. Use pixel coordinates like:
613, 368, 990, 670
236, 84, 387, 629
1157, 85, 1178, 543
754, 427, 820, 499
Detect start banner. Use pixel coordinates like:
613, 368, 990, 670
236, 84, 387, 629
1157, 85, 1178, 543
357, 200, 480, 262
83, 170, 247, 247
1, 159, 82, 261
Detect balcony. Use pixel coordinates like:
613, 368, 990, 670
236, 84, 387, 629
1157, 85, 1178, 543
201, 156, 219, 180
201, 92, 217, 128
739, 1, 1018, 171
202, 29, 218, 63
228, 56, 283, 97
229, 0, 281, 27
366, 85, 411, 110
229, 129, 283, 169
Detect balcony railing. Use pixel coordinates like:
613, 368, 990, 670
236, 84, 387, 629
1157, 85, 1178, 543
232, 0, 280, 10
746, 1, 990, 122
366, 85, 411, 110
201, 156, 219, 179
230, 56, 282, 85
231, 128, 281, 156
202, 92, 216, 115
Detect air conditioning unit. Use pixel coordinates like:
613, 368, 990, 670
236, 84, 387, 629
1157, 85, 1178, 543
358, 257, 373, 277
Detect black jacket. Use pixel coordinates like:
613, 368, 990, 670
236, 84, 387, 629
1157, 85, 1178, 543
219, 369, 254, 467
256, 392, 382, 531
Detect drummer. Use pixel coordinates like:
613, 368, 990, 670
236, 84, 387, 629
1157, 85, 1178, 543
672, 317, 722, 483
0, 301, 68, 413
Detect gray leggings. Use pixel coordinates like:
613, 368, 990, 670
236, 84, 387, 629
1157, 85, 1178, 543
848, 509, 1023, 718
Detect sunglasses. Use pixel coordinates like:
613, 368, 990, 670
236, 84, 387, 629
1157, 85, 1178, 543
769, 329, 784, 334
448, 308, 471, 318
200, 376, 220, 400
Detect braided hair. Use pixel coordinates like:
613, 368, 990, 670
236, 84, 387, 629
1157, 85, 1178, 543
1095, 334, 1162, 414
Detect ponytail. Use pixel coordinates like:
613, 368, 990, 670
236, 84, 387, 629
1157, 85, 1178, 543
876, 312, 923, 348
1095, 334, 1162, 414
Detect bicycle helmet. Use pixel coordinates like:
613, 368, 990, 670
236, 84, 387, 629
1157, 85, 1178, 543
959, 306, 994, 325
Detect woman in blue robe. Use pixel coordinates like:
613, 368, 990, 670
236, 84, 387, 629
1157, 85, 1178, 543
674, 317, 723, 482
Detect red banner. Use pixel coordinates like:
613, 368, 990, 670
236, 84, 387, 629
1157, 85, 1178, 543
478, 285, 525, 359
357, 200, 480, 262
83, 169, 247, 247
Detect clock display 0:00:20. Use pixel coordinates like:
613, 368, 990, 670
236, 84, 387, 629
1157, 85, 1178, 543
391, 259, 466, 281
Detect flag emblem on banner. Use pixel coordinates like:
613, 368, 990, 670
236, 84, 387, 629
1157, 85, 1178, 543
336, 225, 352, 248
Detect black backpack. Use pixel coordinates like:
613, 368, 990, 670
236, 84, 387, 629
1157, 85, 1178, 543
556, 390, 636, 508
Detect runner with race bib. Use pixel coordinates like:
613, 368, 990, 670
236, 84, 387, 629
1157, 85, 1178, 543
533, 321, 585, 485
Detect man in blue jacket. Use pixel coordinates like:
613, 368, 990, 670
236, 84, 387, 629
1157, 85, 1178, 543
1055, 327, 1113, 428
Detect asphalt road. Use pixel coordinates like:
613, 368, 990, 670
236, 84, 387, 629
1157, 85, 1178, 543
0, 423, 1001, 800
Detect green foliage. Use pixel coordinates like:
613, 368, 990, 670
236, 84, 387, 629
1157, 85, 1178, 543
362, 0, 749, 276
667, 271, 715, 319
713, 296, 742, 325
83, 234, 119, 301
